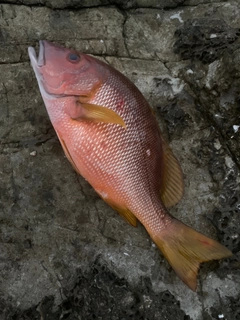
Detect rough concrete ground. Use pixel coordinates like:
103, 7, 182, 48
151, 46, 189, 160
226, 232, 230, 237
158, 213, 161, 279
0, 1, 240, 319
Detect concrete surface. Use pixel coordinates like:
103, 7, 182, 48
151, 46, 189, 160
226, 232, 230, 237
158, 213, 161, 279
0, 1, 239, 319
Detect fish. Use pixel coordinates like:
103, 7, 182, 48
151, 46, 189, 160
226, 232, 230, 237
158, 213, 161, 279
28, 40, 232, 291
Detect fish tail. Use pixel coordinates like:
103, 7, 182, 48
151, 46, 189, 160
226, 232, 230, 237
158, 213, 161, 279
151, 218, 232, 291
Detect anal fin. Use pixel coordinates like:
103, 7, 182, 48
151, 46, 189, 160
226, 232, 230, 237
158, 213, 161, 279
105, 200, 137, 227
160, 138, 184, 208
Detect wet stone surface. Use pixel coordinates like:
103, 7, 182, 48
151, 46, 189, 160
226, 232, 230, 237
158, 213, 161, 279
1, 260, 191, 320
0, 1, 240, 320
174, 18, 240, 64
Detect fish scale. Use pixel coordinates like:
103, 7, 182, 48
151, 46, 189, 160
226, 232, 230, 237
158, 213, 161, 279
64, 69, 164, 228
28, 40, 232, 291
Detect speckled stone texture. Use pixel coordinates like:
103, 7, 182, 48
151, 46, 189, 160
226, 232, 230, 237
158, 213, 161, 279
0, 1, 239, 319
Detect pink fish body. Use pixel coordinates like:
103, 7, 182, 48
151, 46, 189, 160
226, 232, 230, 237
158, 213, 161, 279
28, 41, 232, 290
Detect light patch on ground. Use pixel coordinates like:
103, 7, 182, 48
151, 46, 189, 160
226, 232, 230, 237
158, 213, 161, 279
205, 60, 220, 90
202, 272, 240, 311
170, 11, 184, 23
233, 125, 239, 133
214, 139, 222, 150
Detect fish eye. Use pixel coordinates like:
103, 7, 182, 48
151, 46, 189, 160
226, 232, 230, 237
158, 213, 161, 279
67, 53, 80, 63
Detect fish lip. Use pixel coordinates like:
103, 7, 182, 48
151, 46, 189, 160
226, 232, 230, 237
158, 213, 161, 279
28, 46, 37, 65
38, 40, 45, 67
28, 40, 45, 67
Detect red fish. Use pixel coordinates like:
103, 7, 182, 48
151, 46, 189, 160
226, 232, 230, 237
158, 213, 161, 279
28, 41, 232, 290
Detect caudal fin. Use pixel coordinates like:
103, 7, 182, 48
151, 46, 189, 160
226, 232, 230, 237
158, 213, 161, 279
151, 219, 232, 291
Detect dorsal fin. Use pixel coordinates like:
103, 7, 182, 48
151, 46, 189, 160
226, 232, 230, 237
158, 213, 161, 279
160, 138, 184, 208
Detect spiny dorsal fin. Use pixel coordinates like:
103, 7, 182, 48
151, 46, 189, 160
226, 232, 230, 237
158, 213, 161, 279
160, 138, 184, 208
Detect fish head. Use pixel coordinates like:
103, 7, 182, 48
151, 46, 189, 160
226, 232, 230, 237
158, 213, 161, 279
28, 40, 105, 99
29, 40, 127, 130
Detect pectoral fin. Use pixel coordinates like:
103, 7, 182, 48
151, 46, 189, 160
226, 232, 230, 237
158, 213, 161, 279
68, 100, 126, 128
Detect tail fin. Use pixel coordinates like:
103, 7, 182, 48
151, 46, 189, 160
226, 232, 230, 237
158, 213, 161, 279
151, 219, 232, 291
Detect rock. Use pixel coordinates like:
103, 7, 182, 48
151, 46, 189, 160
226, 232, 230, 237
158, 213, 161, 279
0, 1, 239, 319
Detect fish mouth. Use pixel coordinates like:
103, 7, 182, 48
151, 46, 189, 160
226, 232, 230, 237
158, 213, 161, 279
28, 41, 55, 100
28, 40, 45, 67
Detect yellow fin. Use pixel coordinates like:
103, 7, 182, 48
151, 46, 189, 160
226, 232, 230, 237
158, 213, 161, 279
105, 200, 137, 227
73, 101, 126, 128
55, 130, 80, 174
151, 219, 232, 291
160, 139, 184, 208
